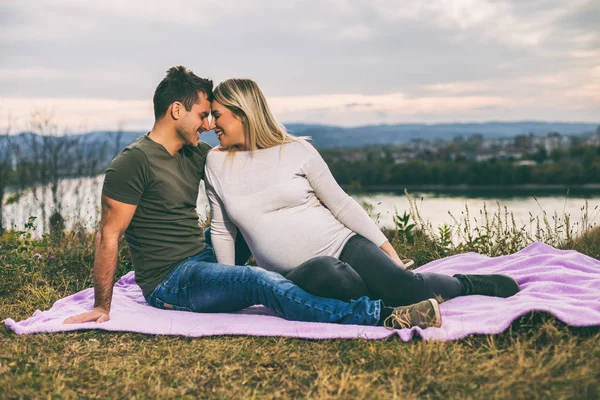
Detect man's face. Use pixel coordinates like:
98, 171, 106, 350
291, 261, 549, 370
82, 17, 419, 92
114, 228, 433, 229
175, 91, 211, 146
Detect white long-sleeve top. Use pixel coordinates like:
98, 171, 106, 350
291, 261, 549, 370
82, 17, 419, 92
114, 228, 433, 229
204, 139, 388, 274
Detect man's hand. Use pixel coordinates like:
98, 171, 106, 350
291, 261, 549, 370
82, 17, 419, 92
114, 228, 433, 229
64, 307, 110, 324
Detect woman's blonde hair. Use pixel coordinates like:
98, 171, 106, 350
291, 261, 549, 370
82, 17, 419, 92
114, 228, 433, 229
212, 78, 301, 151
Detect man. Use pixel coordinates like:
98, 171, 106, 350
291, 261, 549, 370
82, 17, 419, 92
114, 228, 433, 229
65, 66, 441, 329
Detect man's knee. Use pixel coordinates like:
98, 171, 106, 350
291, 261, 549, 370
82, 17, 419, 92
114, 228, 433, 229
245, 265, 289, 286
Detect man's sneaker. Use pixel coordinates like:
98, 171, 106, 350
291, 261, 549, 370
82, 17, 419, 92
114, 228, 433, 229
383, 298, 442, 330
454, 274, 520, 298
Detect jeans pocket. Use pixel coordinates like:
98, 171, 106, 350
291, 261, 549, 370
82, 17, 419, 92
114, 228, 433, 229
154, 297, 193, 312
159, 265, 182, 290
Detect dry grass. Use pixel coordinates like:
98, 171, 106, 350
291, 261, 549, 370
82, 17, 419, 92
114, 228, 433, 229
1, 317, 598, 399
1, 206, 600, 399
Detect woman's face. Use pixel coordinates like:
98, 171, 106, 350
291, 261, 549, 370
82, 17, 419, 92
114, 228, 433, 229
211, 100, 246, 149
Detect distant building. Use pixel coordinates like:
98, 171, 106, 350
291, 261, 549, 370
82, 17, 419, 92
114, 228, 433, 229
475, 152, 495, 162
514, 160, 536, 166
543, 132, 571, 154
342, 152, 367, 162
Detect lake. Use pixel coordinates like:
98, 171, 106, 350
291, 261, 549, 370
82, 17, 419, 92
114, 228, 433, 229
3, 176, 600, 238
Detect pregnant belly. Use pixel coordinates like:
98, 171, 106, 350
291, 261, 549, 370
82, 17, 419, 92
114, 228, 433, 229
243, 216, 353, 272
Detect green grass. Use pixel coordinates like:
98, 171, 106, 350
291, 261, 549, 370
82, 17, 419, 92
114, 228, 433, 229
1, 206, 600, 399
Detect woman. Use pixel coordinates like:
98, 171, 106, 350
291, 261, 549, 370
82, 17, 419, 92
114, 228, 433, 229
204, 78, 519, 308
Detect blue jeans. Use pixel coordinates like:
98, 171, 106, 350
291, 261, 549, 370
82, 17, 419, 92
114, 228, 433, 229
145, 246, 382, 325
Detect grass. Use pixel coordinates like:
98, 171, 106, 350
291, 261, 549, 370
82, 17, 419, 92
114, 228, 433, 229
1, 201, 600, 399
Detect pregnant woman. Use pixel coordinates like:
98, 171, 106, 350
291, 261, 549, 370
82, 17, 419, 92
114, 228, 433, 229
204, 78, 519, 315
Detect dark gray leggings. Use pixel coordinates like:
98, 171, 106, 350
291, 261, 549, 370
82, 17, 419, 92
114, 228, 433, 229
285, 235, 462, 307
204, 228, 462, 307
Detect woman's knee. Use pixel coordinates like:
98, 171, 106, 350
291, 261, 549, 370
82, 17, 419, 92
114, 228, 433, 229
310, 256, 349, 279
286, 256, 370, 301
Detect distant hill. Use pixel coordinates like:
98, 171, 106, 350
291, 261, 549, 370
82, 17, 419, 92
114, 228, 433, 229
7, 122, 599, 153
285, 121, 600, 148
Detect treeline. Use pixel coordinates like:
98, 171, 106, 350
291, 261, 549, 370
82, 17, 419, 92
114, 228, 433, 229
3, 121, 600, 232
0, 115, 121, 234
321, 145, 600, 187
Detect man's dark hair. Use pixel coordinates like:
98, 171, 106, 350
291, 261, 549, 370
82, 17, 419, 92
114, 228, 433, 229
153, 66, 213, 120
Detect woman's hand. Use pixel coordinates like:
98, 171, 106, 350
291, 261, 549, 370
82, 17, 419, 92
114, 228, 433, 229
380, 241, 408, 269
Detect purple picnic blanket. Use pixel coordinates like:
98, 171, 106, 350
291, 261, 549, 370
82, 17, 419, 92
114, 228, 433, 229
5, 242, 600, 341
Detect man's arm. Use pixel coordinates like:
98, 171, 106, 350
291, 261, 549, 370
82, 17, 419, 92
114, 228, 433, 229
64, 195, 137, 324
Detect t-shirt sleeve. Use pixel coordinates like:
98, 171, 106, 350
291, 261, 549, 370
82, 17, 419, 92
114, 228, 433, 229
102, 147, 149, 205
197, 141, 213, 156
301, 142, 388, 247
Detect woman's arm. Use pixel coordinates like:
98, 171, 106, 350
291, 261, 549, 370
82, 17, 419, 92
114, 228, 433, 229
205, 172, 237, 265
302, 143, 407, 268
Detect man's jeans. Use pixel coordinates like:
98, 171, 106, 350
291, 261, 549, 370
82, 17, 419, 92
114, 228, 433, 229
144, 245, 382, 325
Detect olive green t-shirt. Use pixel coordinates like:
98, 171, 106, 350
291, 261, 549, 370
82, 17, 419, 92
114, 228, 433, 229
102, 135, 212, 296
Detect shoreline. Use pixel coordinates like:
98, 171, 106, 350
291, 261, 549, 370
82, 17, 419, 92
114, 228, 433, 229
343, 184, 600, 194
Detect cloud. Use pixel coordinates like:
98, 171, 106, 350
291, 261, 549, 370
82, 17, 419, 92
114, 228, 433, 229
2, 84, 596, 133
369, 0, 598, 51
0, 0, 598, 126
345, 102, 374, 109
0, 97, 152, 133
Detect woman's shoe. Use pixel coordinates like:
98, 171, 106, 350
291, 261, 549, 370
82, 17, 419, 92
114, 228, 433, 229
453, 274, 520, 298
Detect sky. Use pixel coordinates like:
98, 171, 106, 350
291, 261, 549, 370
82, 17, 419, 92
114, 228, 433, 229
0, 0, 598, 132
